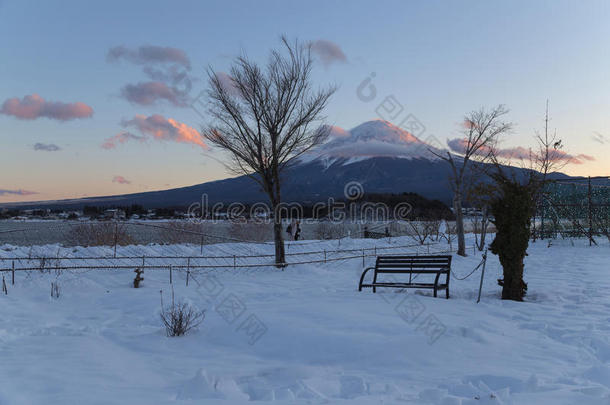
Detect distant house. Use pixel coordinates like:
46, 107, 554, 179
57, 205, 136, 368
103, 209, 126, 220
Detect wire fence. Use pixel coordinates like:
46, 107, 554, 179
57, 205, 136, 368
0, 241, 471, 273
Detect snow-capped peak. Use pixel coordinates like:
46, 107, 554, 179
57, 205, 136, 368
300, 120, 445, 166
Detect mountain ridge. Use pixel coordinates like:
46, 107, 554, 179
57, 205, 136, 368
0, 120, 591, 209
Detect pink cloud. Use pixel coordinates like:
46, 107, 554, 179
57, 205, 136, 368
447, 137, 595, 165
0, 189, 38, 196
309, 40, 347, 67
547, 150, 595, 165
1, 94, 93, 121
101, 132, 145, 149
105, 114, 208, 150
328, 125, 350, 138
120, 81, 187, 107
112, 175, 131, 185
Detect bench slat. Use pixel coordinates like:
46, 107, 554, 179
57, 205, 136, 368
376, 264, 449, 266
376, 269, 448, 274
367, 282, 448, 289
359, 254, 452, 298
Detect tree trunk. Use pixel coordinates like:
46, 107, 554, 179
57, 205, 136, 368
500, 255, 525, 300
269, 170, 285, 268
489, 178, 535, 301
272, 218, 286, 267
453, 191, 466, 256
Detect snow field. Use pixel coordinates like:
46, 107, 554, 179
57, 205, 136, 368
0, 236, 609, 404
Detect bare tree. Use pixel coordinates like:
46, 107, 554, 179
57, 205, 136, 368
406, 219, 440, 245
204, 38, 336, 266
432, 105, 512, 256
487, 108, 571, 301
466, 181, 496, 251
532, 101, 569, 239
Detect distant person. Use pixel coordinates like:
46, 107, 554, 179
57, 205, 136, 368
286, 218, 296, 239
294, 221, 301, 241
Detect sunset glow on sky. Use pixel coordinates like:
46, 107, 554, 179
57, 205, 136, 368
1, 0, 608, 203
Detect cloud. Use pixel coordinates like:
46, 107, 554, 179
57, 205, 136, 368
0, 189, 38, 196
446, 138, 492, 157
112, 175, 131, 185
107, 45, 191, 69
307, 121, 441, 161
309, 40, 347, 67
120, 81, 188, 107
214, 71, 241, 96
592, 132, 608, 145
33, 143, 61, 152
547, 150, 595, 165
327, 125, 351, 138
108, 45, 194, 107
100, 132, 145, 149
1, 94, 93, 121
447, 137, 595, 165
104, 114, 208, 150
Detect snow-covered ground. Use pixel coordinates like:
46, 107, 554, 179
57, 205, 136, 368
0, 236, 609, 404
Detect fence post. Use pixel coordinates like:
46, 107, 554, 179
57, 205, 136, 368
477, 249, 488, 304
2, 276, 6, 295
362, 249, 365, 267
169, 265, 172, 284
113, 222, 118, 258
186, 257, 190, 287
200, 235, 204, 255
233, 255, 236, 269
324, 249, 327, 263
12, 261, 15, 285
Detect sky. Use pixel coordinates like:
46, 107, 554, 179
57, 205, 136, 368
0, 0, 608, 203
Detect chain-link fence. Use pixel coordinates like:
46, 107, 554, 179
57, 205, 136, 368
535, 176, 610, 244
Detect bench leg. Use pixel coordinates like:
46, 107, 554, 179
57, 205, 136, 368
372, 270, 378, 293
433, 272, 441, 298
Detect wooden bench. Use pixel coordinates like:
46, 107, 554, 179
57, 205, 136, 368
358, 255, 452, 298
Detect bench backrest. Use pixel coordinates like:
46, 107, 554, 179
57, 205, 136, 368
375, 255, 451, 273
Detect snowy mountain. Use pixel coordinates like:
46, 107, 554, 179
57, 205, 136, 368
300, 120, 445, 166
0, 120, 583, 209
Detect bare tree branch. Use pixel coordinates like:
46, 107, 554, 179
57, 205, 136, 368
202, 37, 337, 265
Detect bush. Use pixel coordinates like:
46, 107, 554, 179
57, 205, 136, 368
159, 221, 206, 244
51, 281, 61, 299
67, 222, 133, 247
133, 268, 144, 288
160, 290, 205, 337
313, 222, 345, 240
228, 221, 271, 242
406, 220, 440, 245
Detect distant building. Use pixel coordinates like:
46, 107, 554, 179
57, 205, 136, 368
103, 209, 126, 220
